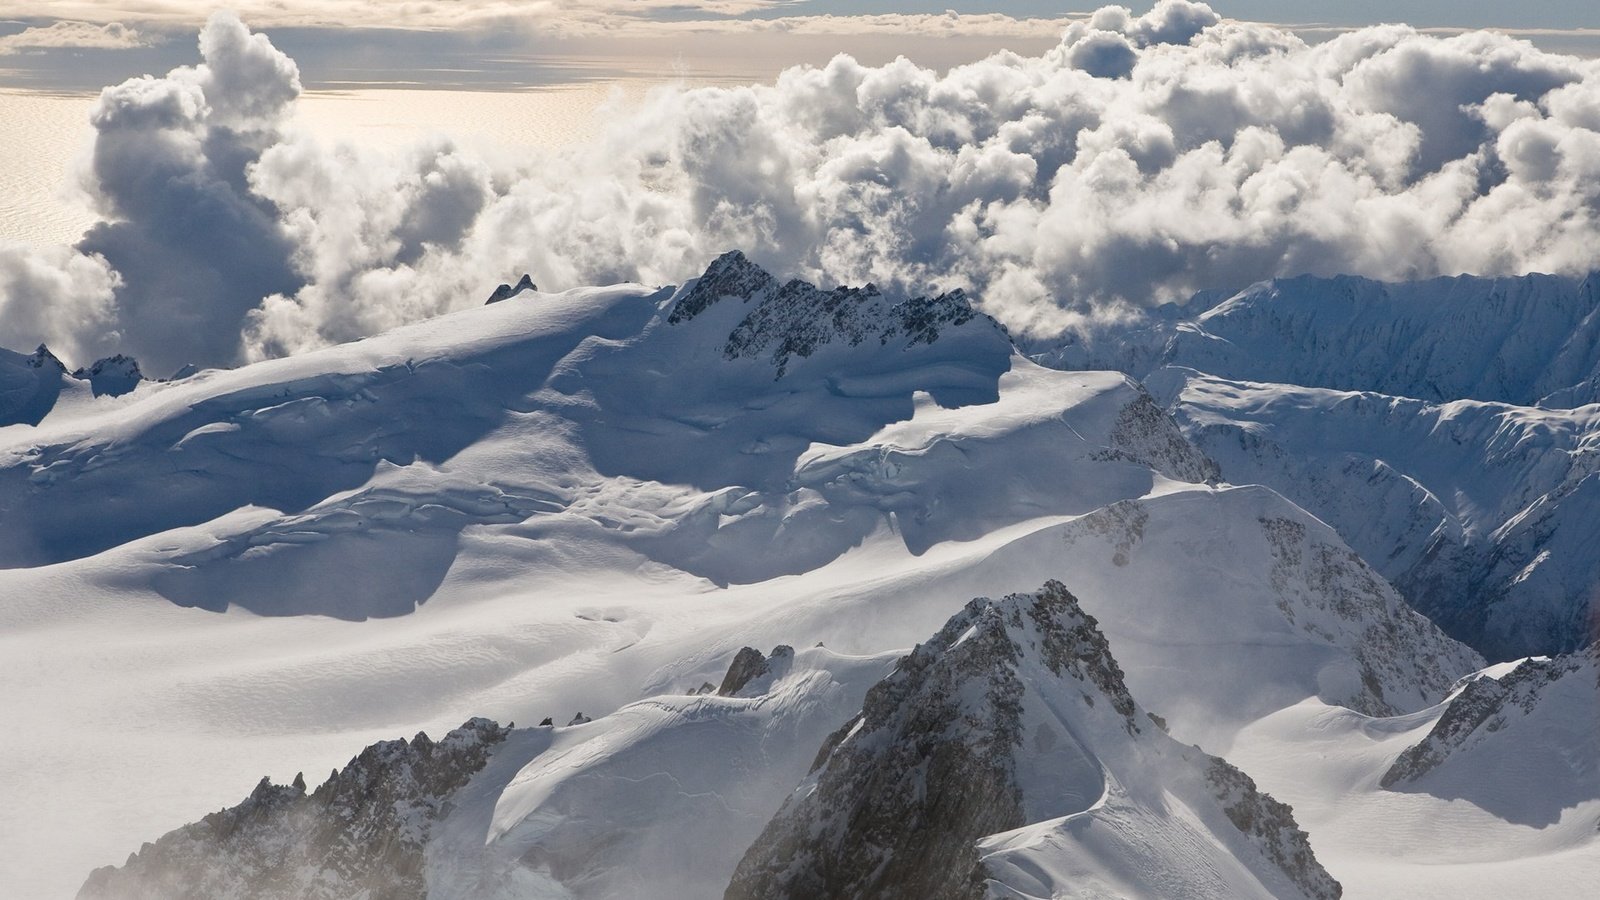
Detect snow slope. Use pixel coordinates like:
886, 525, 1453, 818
1038, 271, 1600, 660
0, 254, 1577, 899
1145, 367, 1600, 660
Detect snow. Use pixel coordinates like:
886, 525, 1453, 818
1145, 366, 1600, 659
0, 258, 1592, 898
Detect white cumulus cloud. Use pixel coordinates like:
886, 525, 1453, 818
7, 2, 1600, 371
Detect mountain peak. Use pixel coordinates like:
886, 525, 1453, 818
666, 249, 780, 324
78, 718, 510, 900
71, 354, 143, 398
728, 580, 1341, 900
485, 273, 537, 304
27, 344, 67, 373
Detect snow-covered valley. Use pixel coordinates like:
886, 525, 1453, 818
2, 255, 1597, 899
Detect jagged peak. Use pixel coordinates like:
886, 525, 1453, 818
1381, 643, 1598, 789
667, 250, 1007, 379
667, 249, 780, 324
729, 580, 1342, 900
78, 717, 511, 900
27, 344, 67, 373
922, 580, 1139, 729
486, 273, 538, 304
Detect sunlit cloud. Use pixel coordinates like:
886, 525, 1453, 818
5, 2, 1600, 374
0, 20, 155, 53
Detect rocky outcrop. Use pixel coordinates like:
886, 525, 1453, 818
28, 344, 67, 374
77, 718, 509, 900
1382, 643, 1599, 789
486, 273, 537, 304
667, 250, 780, 324
669, 250, 1006, 378
1206, 758, 1342, 900
717, 644, 795, 696
727, 581, 1340, 900
1094, 387, 1221, 485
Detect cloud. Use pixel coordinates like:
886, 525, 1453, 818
0, 243, 120, 364
0, 21, 153, 54
9, 2, 1600, 370
70, 11, 304, 372
5, 0, 796, 32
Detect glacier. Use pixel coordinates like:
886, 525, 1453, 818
0, 254, 1594, 899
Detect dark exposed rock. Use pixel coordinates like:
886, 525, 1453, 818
1092, 388, 1222, 484
1382, 643, 1598, 788
567, 712, 593, 726
486, 273, 537, 304
717, 645, 795, 697
668, 250, 1006, 379
666, 250, 779, 325
1206, 758, 1343, 900
28, 344, 67, 373
77, 718, 510, 900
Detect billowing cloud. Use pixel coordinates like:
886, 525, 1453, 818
0, 243, 120, 364
72, 11, 304, 371
8, 2, 1600, 370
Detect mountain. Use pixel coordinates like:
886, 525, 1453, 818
1036, 271, 1600, 660
0, 252, 1547, 899
728, 581, 1342, 900
0, 344, 71, 427
74, 586, 1345, 900
78, 719, 511, 900
76, 646, 900, 900
1144, 367, 1600, 660
0, 344, 144, 426
1381, 643, 1599, 826
1039, 272, 1600, 408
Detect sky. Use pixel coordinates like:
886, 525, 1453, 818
3, 1, 1600, 374
3, 1, 1598, 91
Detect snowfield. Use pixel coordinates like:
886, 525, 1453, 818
2, 255, 1596, 898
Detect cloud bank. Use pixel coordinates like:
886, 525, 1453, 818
7, 2, 1600, 371
0, 21, 154, 54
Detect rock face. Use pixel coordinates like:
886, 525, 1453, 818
1383, 643, 1600, 791
670, 250, 1005, 378
726, 581, 1342, 900
717, 644, 795, 697
486, 274, 537, 304
77, 718, 509, 900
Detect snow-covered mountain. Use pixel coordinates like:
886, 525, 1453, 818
728, 581, 1342, 900
1381, 643, 1599, 826
79, 718, 512, 900
1145, 367, 1600, 660
74, 585, 1346, 900
1039, 271, 1600, 660
0, 254, 1588, 899
1040, 272, 1600, 408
